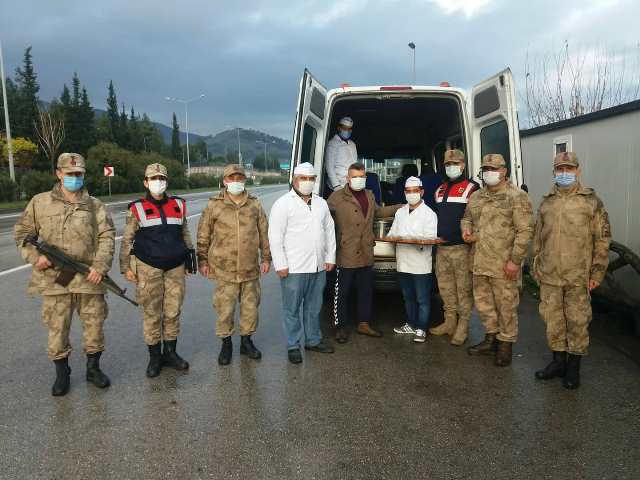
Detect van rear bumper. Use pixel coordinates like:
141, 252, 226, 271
373, 259, 399, 291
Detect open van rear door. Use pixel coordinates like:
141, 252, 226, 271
290, 69, 328, 190
471, 68, 522, 186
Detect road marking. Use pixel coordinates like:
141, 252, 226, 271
0, 186, 285, 278
0, 186, 283, 220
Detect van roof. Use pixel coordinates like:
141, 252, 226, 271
327, 84, 467, 97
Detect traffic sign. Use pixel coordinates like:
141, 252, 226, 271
104, 166, 114, 177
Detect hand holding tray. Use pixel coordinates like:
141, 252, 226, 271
376, 236, 446, 246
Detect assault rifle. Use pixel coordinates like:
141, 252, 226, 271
23, 235, 138, 307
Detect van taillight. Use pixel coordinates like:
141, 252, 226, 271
380, 86, 413, 91
439, 81, 451, 87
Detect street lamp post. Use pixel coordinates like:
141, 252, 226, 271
256, 139, 276, 173
165, 94, 205, 176
408, 42, 416, 84
0, 40, 15, 182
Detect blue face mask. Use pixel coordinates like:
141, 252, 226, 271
63, 175, 84, 192
555, 172, 576, 187
338, 129, 351, 140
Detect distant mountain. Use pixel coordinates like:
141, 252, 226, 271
93, 107, 205, 145
205, 128, 291, 164
94, 109, 291, 163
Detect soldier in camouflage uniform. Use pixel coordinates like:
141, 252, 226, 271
197, 164, 271, 365
532, 152, 611, 389
461, 153, 534, 366
120, 163, 194, 378
14, 153, 115, 396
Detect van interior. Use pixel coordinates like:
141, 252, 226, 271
325, 94, 466, 203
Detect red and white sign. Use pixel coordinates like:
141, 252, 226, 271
104, 166, 114, 177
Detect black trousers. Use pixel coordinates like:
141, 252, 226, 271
333, 266, 373, 327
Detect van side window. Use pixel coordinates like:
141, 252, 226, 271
300, 122, 317, 165
480, 120, 511, 176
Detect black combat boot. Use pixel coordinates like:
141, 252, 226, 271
146, 343, 162, 378
52, 357, 71, 397
240, 335, 262, 360
218, 336, 232, 366
162, 339, 189, 370
86, 352, 111, 388
467, 333, 498, 356
535, 351, 566, 380
494, 340, 513, 367
563, 354, 582, 390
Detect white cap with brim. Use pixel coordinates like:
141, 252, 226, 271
294, 162, 316, 176
405, 176, 423, 188
338, 117, 353, 128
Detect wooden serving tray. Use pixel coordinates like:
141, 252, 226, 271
375, 237, 445, 246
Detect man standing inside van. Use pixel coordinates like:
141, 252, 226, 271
325, 116, 357, 191
328, 162, 401, 343
429, 149, 478, 345
461, 154, 533, 367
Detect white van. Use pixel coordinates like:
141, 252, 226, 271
289, 68, 522, 289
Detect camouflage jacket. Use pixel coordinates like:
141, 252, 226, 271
460, 183, 534, 278
532, 183, 611, 286
196, 190, 271, 283
14, 184, 115, 295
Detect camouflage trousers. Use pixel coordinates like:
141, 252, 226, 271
436, 244, 473, 325
135, 259, 185, 346
41, 293, 108, 360
472, 275, 519, 343
539, 283, 592, 355
213, 278, 261, 338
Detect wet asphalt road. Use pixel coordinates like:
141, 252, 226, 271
0, 185, 639, 479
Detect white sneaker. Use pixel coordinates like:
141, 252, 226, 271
413, 329, 426, 343
393, 323, 416, 335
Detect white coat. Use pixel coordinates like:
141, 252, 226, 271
387, 201, 438, 274
268, 189, 336, 274
324, 133, 358, 190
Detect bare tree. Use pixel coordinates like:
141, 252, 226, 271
523, 42, 640, 128
34, 106, 65, 173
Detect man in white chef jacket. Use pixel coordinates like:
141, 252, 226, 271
387, 176, 439, 343
268, 162, 337, 364
325, 116, 358, 191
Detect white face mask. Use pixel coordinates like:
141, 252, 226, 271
445, 165, 463, 179
349, 176, 366, 191
226, 181, 245, 195
297, 180, 315, 196
482, 171, 502, 186
148, 179, 167, 196
405, 192, 422, 205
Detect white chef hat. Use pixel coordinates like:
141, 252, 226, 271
338, 116, 353, 128
293, 162, 316, 176
405, 176, 423, 188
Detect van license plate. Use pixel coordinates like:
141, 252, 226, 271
374, 262, 396, 271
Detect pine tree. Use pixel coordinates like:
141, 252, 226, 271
119, 103, 129, 149
128, 107, 142, 152
13, 46, 40, 140
106, 80, 119, 143
79, 87, 96, 154
171, 112, 181, 161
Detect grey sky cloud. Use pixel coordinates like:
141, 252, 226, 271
1, 0, 638, 140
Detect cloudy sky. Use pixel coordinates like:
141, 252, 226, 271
1, 0, 638, 140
